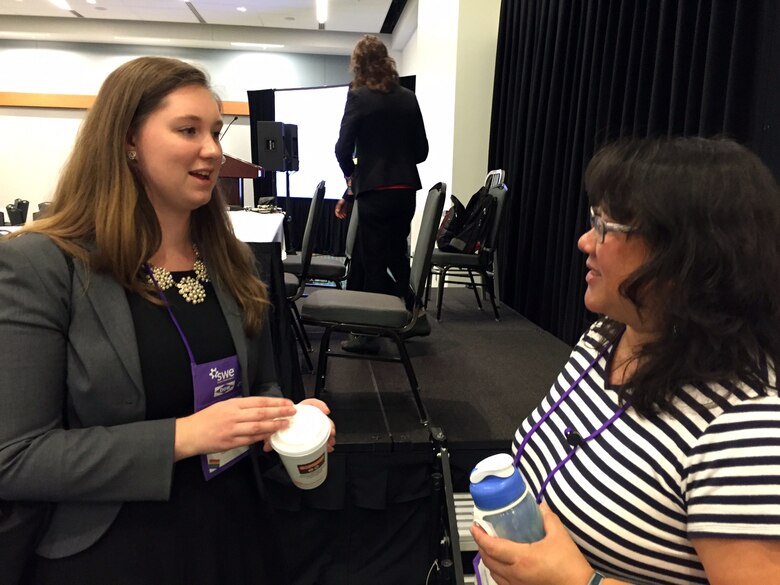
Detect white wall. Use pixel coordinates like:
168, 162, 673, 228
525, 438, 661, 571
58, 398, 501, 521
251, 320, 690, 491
398, 0, 501, 248
0, 41, 351, 215
452, 0, 501, 201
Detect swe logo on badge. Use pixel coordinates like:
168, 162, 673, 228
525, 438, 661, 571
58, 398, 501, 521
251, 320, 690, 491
210, 366, 236, 398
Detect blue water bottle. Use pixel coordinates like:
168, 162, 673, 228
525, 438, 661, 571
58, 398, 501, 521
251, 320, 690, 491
469, 453, 545, 584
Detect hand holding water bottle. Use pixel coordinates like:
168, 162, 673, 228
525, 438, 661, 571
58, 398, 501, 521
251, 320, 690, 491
469, 454, 596, 585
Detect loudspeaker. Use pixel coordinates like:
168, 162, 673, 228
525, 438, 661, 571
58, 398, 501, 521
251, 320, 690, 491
283, 124, 299, 172
6, 205, 23, 226
256, 121, 286, 172
14, 199, 29, 222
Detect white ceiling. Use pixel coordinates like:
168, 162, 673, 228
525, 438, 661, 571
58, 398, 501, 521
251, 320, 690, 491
0, 0, 408, 55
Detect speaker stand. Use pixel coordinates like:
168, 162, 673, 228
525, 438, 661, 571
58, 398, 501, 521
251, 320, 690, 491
282, 171, 295, 254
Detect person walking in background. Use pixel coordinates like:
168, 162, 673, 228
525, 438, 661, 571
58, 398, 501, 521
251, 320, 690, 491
0, 56, 334, 585
334, 34, 430, 354
472, 136, 780, 584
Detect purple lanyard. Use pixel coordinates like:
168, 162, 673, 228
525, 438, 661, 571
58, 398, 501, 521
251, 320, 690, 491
145, 265, 197, 363
513, 337, 628, 504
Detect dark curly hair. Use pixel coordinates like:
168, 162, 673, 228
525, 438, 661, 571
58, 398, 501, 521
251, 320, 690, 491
350, 34, 399, 92
585, 136, 780, 415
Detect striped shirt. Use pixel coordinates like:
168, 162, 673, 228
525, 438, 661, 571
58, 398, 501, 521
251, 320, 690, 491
512, 327, 780, 584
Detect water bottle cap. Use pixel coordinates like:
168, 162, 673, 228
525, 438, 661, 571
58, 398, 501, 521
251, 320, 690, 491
469, 453, 527, 510
469, 453, 515, 483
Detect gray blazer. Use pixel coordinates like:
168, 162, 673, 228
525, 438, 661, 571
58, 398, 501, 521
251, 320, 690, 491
0, 233, 280, 559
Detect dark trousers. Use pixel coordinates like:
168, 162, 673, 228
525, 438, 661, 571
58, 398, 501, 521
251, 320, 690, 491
347, 189, 416, 301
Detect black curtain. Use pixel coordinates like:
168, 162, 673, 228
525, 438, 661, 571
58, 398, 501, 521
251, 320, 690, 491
489, 0, 765, 345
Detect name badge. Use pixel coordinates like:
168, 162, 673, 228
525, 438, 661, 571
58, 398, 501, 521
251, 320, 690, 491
192, 354, 247, 480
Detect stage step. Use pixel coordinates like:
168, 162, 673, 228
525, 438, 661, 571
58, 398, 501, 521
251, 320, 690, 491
454, 492, 477, 551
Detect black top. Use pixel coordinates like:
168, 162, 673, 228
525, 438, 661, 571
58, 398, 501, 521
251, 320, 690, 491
33, 272, 273, 585
335, 85, 429, 196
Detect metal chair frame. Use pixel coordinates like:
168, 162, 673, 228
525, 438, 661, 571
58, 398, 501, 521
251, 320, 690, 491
300, 183, 447, 424
425, 183, 508, 321
285, 181, 326, 372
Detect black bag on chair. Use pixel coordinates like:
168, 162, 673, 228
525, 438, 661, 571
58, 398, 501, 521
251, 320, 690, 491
436, 195, 465, 251
0, 500, 52, 584
438, 187, 496, 254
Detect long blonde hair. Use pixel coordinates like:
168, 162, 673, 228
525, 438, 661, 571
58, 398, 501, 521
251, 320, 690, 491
12, 56, 268, 335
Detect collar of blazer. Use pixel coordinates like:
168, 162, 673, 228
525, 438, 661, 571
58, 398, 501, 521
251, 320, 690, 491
72, 255, 250, 399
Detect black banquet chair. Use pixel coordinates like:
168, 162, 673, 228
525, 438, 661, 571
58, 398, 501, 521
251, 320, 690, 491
284, 180, 326, 372
282, 198, 359, 289
299, 183, 447, 424
426, 182, 508, 321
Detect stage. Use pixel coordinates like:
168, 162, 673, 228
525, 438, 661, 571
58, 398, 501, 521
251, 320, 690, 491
266, 286, 572, 584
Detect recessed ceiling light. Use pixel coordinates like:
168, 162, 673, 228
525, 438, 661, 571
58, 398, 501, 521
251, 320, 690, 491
316, 0, 327, 24
0, 31, 52, 39
114, 36, 173, 43
48, 0, 72, 9
231, 42, 285, 49
86, 0, 97, 4
237, 6, 247, 12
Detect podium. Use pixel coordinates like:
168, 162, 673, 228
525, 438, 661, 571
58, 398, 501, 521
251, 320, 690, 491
219, 154, 264, 207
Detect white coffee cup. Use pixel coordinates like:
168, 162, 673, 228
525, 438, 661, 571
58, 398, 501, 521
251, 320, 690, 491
270, 404, 331, 490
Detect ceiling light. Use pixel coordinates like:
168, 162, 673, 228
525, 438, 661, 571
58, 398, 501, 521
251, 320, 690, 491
48, 0, 72, 9
86, 0, 97, 4
237, 6, 246, 12
0, 31, 52, 39
231, 42, 285, 49
316, 0, 327, 25
114, 36, 172, 43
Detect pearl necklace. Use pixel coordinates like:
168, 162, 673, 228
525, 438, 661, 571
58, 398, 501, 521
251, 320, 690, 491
146, 247, 210, 304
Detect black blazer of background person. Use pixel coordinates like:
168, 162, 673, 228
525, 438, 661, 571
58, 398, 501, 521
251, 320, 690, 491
334, 35, 429, 354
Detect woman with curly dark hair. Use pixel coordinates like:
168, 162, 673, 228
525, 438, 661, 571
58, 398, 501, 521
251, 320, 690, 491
334, 34, 429, 353
472, 136, 780, 585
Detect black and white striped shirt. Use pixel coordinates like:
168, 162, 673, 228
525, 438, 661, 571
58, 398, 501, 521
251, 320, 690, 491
512, 327, 780, 584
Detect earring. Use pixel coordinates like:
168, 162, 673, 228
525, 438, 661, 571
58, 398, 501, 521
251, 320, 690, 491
127, 150, 137, 161
221, 154, 227, 165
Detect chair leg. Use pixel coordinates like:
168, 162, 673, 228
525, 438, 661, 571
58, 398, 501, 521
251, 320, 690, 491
391, 335, 429, 424
424, 269, 432, 309
313, 327, 334, 399
291, 302, 312, 352
289, 306, 314, 373
467, 269, 484, 310
485, 272, 500, 321
436, 266, 448, 321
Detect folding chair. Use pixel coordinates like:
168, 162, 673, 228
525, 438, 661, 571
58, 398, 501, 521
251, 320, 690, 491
299, 183, 447, 423
284, 180, 326, 372
283, 199, 358, 289
426, 183, 508, 321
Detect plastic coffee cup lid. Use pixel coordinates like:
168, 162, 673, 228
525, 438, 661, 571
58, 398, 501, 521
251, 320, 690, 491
270, 404, 330, 457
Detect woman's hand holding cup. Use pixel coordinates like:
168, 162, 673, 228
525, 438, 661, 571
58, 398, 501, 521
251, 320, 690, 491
174, 396, 296, 461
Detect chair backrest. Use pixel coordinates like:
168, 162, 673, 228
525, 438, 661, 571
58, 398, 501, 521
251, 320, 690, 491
297, 180, 326, 286
409, 183, 447, 301
484, 183, 508, 254
484, 169, 505, 189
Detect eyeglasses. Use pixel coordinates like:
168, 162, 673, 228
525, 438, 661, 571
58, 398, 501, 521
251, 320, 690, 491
589, 207, 637, 243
